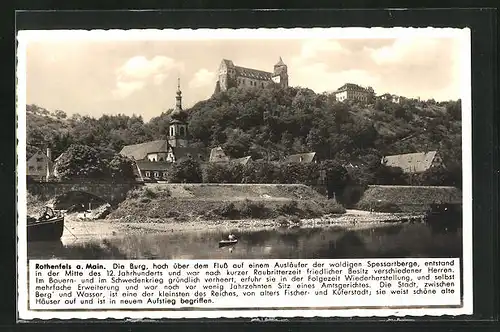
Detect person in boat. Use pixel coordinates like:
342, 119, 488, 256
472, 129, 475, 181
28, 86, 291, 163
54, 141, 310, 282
228, 234, 236, 241
40, 207, 55, 221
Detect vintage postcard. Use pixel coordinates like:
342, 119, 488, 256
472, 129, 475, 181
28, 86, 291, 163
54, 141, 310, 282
17, 27, 472, 320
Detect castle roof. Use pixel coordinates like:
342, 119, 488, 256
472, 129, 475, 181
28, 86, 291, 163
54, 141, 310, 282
221, 59, 235, 67
275, 57, 285, 66
284, 152, 317, 163
235, 66, 273, 81
382, 151, 439, 173
120, 140, 169, 160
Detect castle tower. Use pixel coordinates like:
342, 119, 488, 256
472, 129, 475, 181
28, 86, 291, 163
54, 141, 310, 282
168, 78, 189, 148
272, 57, 288, 88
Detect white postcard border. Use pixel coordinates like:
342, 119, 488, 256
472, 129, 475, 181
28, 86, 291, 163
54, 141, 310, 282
16, 27, 473, 320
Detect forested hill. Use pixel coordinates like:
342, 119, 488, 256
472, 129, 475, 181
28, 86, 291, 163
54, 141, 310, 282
26, 85, 462, 168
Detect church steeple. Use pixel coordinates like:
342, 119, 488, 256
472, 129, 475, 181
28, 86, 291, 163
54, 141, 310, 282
168, 77, 189, 148
175, 77, 183, 113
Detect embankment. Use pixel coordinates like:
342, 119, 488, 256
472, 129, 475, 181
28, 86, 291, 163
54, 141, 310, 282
107, 183, 345, 222
354, 185, 462, 213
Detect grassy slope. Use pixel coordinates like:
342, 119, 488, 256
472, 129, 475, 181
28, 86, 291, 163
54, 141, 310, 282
107, 183, 345, 222
355, 185, 462, 213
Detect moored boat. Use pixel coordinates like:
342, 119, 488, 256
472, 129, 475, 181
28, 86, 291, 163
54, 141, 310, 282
27, 206, 65, 242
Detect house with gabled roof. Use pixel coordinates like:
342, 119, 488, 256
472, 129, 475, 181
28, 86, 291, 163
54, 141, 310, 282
27, 147, 53, 181
231, 156, 252, 166
381, 150, 444, 174
283, 152, 317, 164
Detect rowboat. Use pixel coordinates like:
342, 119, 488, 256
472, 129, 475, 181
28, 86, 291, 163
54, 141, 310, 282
27, 206, 65, 242
218, 239, 238, 248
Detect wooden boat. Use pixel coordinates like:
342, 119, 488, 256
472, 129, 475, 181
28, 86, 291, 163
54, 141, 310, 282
27, 206, 64, 242
219, 239, 238, 248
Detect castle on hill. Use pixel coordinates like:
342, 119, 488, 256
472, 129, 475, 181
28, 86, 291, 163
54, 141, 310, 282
214, 57, 289, 93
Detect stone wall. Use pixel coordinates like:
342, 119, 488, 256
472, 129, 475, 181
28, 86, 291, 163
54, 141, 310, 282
27, 181, 141, 204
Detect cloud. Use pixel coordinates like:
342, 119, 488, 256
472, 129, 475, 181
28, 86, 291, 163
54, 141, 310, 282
112, 80, 145, 99
369, 38, 441, 67
299, 39, 349, 60
189, 69, 216, 89
113, 55, 184, 99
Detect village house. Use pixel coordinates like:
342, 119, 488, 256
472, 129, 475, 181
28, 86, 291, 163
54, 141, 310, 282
381, 150, 444, 174
26, 148, 53, 181
283, 152, 317, 164
334, 83, 374, 102
378, 93, 402, 103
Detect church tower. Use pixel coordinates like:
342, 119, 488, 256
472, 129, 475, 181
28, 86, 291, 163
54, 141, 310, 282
272, 57, 289, 88
168, 78, 189, 148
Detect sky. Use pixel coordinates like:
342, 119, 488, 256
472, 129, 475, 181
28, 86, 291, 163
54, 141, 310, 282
22, 29, 467, 121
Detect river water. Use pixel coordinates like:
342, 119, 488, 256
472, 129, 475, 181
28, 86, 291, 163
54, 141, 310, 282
27, 221, 462, 260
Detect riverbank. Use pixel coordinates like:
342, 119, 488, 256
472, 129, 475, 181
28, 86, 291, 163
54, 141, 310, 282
61, 209, 424, 243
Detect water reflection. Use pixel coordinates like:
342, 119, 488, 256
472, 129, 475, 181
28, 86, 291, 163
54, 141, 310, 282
27, 221, 462, 260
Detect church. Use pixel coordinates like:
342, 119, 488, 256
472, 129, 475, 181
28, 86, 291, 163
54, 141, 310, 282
119, 79, 206, 182
214, 57, 289, 93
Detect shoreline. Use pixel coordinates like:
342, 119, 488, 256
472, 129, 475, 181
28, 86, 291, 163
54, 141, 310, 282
61, 210, 424, 243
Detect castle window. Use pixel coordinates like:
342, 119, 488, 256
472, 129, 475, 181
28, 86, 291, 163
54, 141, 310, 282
163, 172, 168, 178
28, 166, 35, 171
179, 126, 185, 137
36, 157, 43, 162
170, 127, 174, 136
145, 171, 151, 177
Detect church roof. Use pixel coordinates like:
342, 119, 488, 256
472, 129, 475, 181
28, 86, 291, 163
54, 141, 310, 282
119, 140, 169, 160
235, 66, 273, 80
382, 151, 439, 173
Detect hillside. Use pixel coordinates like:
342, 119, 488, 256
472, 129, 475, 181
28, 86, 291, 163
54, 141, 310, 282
25, 86, 461, 168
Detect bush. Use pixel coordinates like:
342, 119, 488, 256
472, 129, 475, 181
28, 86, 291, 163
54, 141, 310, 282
168, 158, 203, 183
211, 202, 238, 219
238, 199, 267, 218
277, 200, 299, 215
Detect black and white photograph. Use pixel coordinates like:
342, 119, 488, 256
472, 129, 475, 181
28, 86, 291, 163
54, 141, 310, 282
17, 27, 472, 319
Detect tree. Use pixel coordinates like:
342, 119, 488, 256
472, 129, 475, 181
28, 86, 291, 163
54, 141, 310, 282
54, 144, 135, 181
168, 158, 202, 183
321, 161, 349, 199
55, 144, 108, 180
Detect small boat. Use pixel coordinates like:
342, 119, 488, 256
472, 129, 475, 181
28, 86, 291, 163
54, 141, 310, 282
219, 239, 238, 248
27, 206, 65, 242
219, 234, 238, 248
